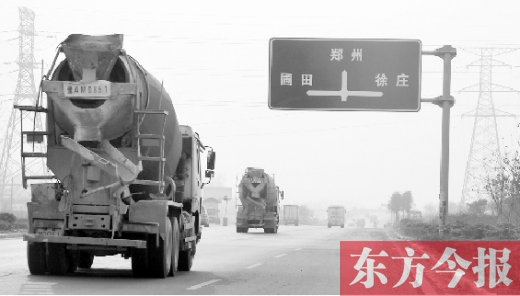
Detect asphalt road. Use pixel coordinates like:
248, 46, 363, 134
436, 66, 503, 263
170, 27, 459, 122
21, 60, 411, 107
0, 225, 433, 295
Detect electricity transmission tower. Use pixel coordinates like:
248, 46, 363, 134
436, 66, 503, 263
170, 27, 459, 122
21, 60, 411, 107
0, 7, 46, 212
460, 48, 518, 209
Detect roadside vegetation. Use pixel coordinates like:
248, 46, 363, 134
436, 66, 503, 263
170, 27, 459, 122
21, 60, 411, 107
391, 138, 520, 241
395, 215, 520, 240
0, 213, 28, 232
393, 196, 520, 241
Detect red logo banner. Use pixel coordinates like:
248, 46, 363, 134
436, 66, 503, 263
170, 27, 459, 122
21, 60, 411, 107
340, 241, 520, 295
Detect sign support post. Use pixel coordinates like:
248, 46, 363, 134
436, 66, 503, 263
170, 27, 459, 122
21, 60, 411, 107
421, 45, 457, 235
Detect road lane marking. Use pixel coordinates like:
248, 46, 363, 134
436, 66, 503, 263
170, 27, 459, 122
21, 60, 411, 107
294, 248, 302, 250
20, 282, 56, 294
186, 279, 221, 290
274, 253, 286, 258
245, 263, 262, 269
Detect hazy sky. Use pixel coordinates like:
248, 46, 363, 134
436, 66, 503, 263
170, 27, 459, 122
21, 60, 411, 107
1, 0, 519, 213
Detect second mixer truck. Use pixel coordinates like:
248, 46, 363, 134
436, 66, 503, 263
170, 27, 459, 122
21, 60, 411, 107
236, 167, 283, 233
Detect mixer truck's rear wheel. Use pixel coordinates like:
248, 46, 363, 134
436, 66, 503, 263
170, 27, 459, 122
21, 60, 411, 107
46, 243, 69, 275
178, 240, 195, 271
168, 217, 180, 277
67, 252, 79, 273
150, 216, 173, 278
131, 246, 148, 278
78, 252, 94, 269
27, 242, 47, 275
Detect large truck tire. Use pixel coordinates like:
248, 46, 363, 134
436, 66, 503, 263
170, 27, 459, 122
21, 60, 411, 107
46, 243, 69, 275
178, 240, 195, 271
149, 216, 173, 278
78, 252, 94, 269
27, 242, 47, 275
131, 247, 148, 277
67, 252, 79, 273
168, 217, 180, 277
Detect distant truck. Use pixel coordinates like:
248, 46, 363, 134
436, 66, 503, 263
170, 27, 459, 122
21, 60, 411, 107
282, 205, 299, 226
327, 205, 346, 228
236, 167, 283, 233
357, 218, 366, 228
207, 207, 220, 225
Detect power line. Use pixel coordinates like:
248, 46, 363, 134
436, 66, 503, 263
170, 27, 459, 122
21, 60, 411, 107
204, 113, 468, 138
0, 37, 18, 43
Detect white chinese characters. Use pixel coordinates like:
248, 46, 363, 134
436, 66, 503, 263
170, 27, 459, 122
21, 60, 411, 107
396, 73, 409, 87
391, 247, 430, 288
302, 74, 313, 86
280, 73, 313, 86
349, 246, 514, 290
472, 247, 512, 288
280, 73, 292, 86
350, 247, 389, 288
431, 247, 471, 288
351, 48, 362, 61
331, 48, 343, 61
375, 73, 388, 87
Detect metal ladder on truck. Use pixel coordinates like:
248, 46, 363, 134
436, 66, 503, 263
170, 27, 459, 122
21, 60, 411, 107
133, 107, 197, 249
133, 107, 186, 203
132, 108, 169, 195
14, 105, 55, 189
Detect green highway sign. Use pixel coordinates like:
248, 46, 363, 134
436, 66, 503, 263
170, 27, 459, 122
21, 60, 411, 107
268, 38, 422, 111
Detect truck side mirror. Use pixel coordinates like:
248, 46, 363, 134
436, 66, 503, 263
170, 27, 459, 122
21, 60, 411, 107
281, 191, 284, 200
207, 150, 216, 170
205, 170, 214, 178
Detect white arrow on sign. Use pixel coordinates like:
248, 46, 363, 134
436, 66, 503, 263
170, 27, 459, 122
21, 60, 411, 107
306, 70, 383, 102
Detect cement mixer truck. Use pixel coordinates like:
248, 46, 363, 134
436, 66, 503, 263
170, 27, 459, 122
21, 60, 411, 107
236, 168, 283, 233
18, 34, 216, 278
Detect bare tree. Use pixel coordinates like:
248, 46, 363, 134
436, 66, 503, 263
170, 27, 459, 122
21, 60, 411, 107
387, 191, 414, 221
485, 148, 520, 225
388, 192, 402, 223
402, 191, 414, 219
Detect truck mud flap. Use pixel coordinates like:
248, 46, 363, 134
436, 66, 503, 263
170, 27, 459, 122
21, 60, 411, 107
23, 233, 147, 248
247, 224, 264, 228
